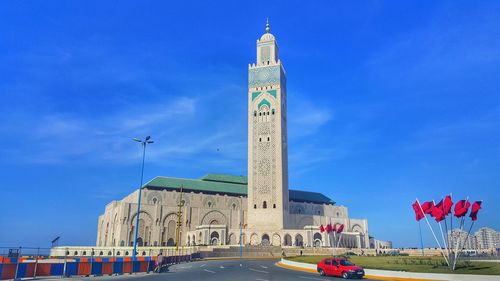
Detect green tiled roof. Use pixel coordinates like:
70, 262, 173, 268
201, 173, 247, 185
144, 174, 334, 204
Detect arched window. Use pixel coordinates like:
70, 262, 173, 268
263, 201, 267, 209
259, 138, 262, 142
259, 112, 262, 116
208, 202, 212, 208
267, 137, 270, 141
273, 204, 276, 208
272, 109, 275, 115
232, 203, 237, 210
116, 251, 120, 256
152, 198, 157, 204
254, 111, 257, 117
254, 204, 257, 209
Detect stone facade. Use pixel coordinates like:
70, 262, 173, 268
96, 180, 369, 248
96, 23, 370, 251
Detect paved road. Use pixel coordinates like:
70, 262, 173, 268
47, 259, 380, 281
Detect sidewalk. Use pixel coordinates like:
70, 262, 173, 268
277, 258, 500, 281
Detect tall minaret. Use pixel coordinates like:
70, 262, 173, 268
247, 21, 289, 231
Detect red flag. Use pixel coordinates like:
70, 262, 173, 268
326, 223, 332, 233
320, 225, 325, 233
421, 201, 434, 214
443, 195, 453, 216
431, 202, 446, 222
469, 201, 482, 221
337, 224, 344, 234
412, 201, 425, 221
332, 224, 337, 233
454, 200, 471, 218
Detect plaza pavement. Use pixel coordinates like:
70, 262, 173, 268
29, 258, 378, 281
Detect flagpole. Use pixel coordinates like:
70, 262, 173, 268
418, 221, 424, 256
451, 215, 466, 269
452, 196, 469, 268
454, 221, 475, 270
416, 199, 449, 265
433, 200, 450, 258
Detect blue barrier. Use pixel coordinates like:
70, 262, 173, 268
113, 261, 123, 274
91, 262, 102, 275
132, 261, 141, 273
66, 262, 78, 276
17, 263, 27, 278
51, 263, 64, 276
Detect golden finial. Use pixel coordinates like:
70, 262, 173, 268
265, 18, 270, 33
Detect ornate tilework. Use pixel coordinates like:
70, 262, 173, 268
248, 65, 281, 87
251, 91, 262, 101
258, 99, 271, 110
260, 46, 270, 62
267, 89, 277, 99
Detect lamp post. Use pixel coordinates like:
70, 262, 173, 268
132, 136, 154, 258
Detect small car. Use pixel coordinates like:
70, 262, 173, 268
317, 257, 365, 279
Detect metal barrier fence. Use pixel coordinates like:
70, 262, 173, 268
0, 250, 201, 280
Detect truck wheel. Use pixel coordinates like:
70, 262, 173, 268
342, 271, 349, 279
318, 269, 325, 276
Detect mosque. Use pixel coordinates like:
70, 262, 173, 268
95, 22, 370, 250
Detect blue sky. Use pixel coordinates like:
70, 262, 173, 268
0, 1, 499, 248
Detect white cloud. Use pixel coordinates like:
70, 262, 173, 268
288, 93, 334, 138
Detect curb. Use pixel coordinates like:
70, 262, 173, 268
276, 262, 317, 273
276, 260, 443, 281
202, 257, 280, 261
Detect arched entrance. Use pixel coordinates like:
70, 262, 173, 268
136, 237, 143, 247
272, 234, 281, 246
261, 234, 270, 246
295, 234, 303, 246
313, 232, 322, 247
210, 231, 219, 245
284, 234, 292, 246
167, 238, 175, 246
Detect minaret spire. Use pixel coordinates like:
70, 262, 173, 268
265, 18, 270, 33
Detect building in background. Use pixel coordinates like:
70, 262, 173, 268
447, 227, 499, 250
369, 237, 393, 249
94, 23, 371, 255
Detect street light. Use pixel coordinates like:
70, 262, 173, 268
132, 136, 154, 258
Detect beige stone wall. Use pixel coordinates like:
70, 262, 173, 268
96, 188, 247, 247
97, 188, 369, 248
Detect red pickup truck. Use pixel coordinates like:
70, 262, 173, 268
316, 257, 365, 279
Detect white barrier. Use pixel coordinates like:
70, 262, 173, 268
279, 258, 500, 281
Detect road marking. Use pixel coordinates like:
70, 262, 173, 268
256, 279, 270, 281
240, 263, 242, 267
200, 264, 206, 267
259, 265, 268, 269
299, 276, 325, 281
203, 269, 216, 274
220, 265, 225, 268
178, 266, 192, 269
249, 268, 269, 274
